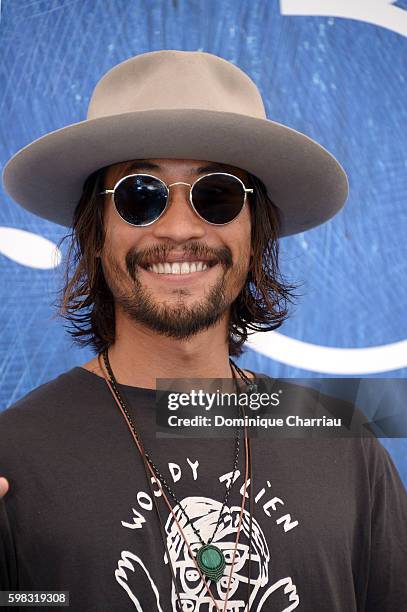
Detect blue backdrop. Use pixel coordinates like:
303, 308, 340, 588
1, 0, 406, 483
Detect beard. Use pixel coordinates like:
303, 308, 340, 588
101, 242, 249, 341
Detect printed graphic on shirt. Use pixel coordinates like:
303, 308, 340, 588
114, 460, 300, 611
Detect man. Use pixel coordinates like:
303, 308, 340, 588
1, 50, 406, 611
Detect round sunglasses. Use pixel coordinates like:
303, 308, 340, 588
98, 172, 253, 227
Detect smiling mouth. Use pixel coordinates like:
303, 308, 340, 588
140, 260, 219, 275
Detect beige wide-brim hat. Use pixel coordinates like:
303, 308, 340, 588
2, 49, 349, 237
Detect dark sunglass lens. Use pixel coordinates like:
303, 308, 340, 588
114, 175, 167, 225
192, 174, 245, 224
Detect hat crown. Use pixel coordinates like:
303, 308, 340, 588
87, 50, 266, 120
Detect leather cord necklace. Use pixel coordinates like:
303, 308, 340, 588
98, 350, 255, 611
103, 347, 241, 581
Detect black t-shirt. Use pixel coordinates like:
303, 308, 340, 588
0, 366, 406, 611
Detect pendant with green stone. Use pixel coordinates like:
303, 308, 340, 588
196, 544, 226, 582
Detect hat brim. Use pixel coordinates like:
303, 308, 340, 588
2, 108, 348, 237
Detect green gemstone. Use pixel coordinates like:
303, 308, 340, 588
201, 547, 222, 569
196, 545, 226, 582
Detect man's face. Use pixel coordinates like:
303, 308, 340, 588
100, 158, 253, 340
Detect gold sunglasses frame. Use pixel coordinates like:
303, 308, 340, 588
98, 171, 254, 227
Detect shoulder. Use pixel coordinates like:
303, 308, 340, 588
0, 367, 103, 475
250, 373, 402, 472
359, 436, 406, 491
0, 367, 93, 442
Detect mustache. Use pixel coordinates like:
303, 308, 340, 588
125, 243, 233, 277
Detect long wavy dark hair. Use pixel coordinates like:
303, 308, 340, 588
54, 165, 301, 357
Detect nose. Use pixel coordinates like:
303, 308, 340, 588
151, 182, 206, 241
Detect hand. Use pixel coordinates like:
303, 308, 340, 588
0, 477, 9, 498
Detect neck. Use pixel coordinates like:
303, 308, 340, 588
84, 312, 243, 389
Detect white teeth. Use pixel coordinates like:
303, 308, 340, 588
148, 261, 210, 274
